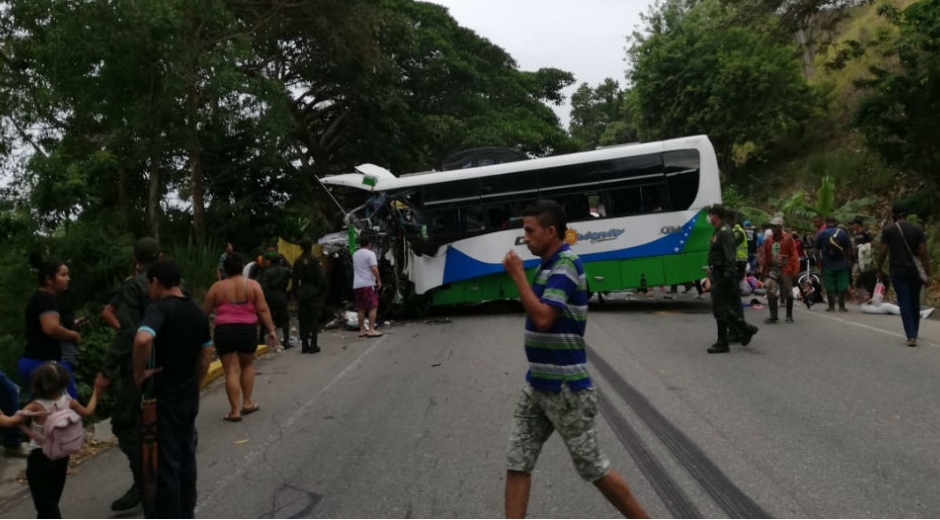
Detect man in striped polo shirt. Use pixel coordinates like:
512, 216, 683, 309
502, 200, 648, 519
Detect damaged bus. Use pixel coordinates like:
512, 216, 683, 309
320, 134, 720, 312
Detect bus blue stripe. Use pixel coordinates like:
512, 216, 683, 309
441, 214, 700, 285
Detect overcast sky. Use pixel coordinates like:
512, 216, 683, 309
427, 0, 650, 128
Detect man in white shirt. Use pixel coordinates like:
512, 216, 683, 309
352, 235, 382, 338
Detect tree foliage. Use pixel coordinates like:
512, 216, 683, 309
0, 0, 574, 242
853, 0, 940, 193
568, 79, 637, 150
627, 0, 819, 175
0, 0, 577, 384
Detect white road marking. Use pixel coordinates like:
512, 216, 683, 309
195, 337, 386, 513
795, 306, 939, 347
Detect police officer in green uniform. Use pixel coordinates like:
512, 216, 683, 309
292, 237, 326, 354
94, 237, 161, 511
261, 254, 293, 348
707, 205, 759, 354
727, 210, 749, 341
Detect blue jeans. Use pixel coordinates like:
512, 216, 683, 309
891, 274, 923, 340
16, 358, 78, 399
0, 370, 21, 447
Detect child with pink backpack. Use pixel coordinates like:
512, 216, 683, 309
0, 362, 98, 518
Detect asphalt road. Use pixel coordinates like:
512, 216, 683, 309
2, 289, 940, 518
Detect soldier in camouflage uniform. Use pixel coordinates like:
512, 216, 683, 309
707, 205, 759, 354
292, 237, 326, 354
94, 237, 162, 511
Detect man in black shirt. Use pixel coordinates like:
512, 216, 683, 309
876, 204, 931, 347
133, 259, 212, 518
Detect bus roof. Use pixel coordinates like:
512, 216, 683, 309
320, 135, 713, 193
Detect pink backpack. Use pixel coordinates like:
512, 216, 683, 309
18, 399, 85, 460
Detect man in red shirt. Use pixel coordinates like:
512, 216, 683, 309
762, 217, 800, 323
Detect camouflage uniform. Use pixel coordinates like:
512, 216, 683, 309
507, 383, 610, 482
100, 270, 151, 494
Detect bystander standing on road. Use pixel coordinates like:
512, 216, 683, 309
706, 205, 758, 354
260, 252, 292, 349
293, 237, 327, 353
353, 235, 383, 338
876, 203, 932, 347
204, 253, 276, 422
501, 199, 648, 519
816, 216, 853, 312
19, 258, 80, 399
95, 237, 163, 512
726, 211, 749, 342
851, 217, 875, 301
133, 259, 213, 519
0, 363, 98, 519
762, 217, 799, 324
217, 243, 234, 281
0, 369, 25, 458
744, 220, 758, 274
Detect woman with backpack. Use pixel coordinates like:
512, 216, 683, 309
0, 362, 98, 518
19, 257, 80, 398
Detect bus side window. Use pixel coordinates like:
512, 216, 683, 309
664, 149, 701, 211
461, 206, 487, 233
558, 194, 592, 222
608, 186, 643, 216
426, 207, 459, 238
642, 185, 668, 213
486, 205, 511, 229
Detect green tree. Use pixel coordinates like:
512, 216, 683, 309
853, 0, 940, 195
627, 0, 818, 175
766, 175, 876, 230
720, 0, 873, 76
342, 0, 577, 171
569, 79, 637, 150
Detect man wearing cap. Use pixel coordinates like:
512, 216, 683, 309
876, 204, 931, 347
815, 216, 853, 312
94, 237, 162, 511
706, 205, 759, 353
762, 217, 799, 323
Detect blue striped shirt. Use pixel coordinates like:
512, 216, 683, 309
525, 243, 591, 392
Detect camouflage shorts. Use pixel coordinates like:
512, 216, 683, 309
507, 383, 610, 482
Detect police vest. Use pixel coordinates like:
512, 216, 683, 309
733, 224, 748, 261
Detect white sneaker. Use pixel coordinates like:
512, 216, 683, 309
921, 308, 935, 319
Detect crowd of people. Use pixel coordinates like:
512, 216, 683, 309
699, 202, 931, 353
0, 234, 346, 518
0, 198, 929, 518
